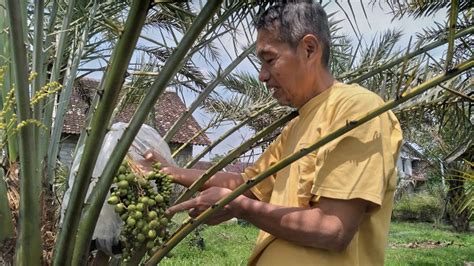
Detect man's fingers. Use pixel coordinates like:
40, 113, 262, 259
144, 149, 165, 162
188, 208, 200, 218
166, 199, 198, 216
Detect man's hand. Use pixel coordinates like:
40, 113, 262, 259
143, 149, 170, 167
139, 149, 175, 177
166, 187, 237, 225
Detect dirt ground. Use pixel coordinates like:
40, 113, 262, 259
0, 163, 59, 265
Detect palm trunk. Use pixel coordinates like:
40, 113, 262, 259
163, 43, 256, 142
52, 1, 151, 265
147, 59, 474, 265
72, 1, 223, 263
175, 111, 298, 205
46, 0, 99, 186
6, 0, 42, 263
184, 101, 277, 168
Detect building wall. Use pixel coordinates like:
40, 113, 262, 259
169, 143, 193, 167
397, 148, 415, 178
59, 134, 80, 170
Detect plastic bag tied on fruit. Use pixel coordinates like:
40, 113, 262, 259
60, 122, 176, 256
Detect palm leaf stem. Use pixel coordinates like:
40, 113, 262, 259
71, 1, 222, 264
39, 0, 77, 166
0, 168, 14, 241
445, 0, 459, 70
32, 0, 44, 171
440, 84, 473, 102
53, 1, 151, 264
148, 58, 474, 265
140, 34, 166, 47
395, 37, 412, 97
424, 51, 444, 69
6, 0, 42, 263
71, 80, 103, 161
129, 71, 162, 76
0, 0, 17, 163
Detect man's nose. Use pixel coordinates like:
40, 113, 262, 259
258, 67, 270, 83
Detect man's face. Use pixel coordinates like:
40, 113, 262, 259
256, 29, 310, 108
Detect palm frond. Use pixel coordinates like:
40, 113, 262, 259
381, 0, 473, 19
204, 71, 291, 134
145, 2, 194, 32
358, 29, 403, 68
141, 46, 208, 91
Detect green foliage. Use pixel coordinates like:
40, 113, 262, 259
392, 191, 444, 223
452, 161, 473, 219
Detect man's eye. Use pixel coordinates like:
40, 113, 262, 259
266, 58, 275, 64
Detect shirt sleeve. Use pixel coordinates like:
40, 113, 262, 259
310, 92, 398, 206
241, 122, 292, 202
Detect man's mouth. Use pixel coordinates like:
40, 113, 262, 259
268, 86, 278, 96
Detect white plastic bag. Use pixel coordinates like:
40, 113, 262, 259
60, 122, 176, 256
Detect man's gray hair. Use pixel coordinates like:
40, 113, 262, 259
255, 0, 331, 67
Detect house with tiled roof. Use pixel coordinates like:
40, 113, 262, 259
59, 78, 211, 168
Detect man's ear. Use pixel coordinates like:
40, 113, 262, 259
301, 34, 322, 62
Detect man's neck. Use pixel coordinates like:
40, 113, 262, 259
298, 69, 335, 108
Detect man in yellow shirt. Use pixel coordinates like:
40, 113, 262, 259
150, 1, 403, 265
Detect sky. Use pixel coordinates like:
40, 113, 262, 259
80, 1, 447, 162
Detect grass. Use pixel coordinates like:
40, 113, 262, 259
386, 222, 474, 265
159, 220, 258, 266
158, 217, 473, 265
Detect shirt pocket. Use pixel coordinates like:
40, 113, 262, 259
297, 143, 317, 207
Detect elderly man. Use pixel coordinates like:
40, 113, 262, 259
148, 1, 402, 265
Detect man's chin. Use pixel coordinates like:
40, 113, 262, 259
275, 98, 293, 108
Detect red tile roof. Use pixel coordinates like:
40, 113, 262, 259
63, 78, 211, 146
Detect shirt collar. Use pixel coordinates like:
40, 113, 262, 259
297, 83, 337, 117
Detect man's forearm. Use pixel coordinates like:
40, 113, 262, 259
229, 196, 357, 251
167, 166, 245, 191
